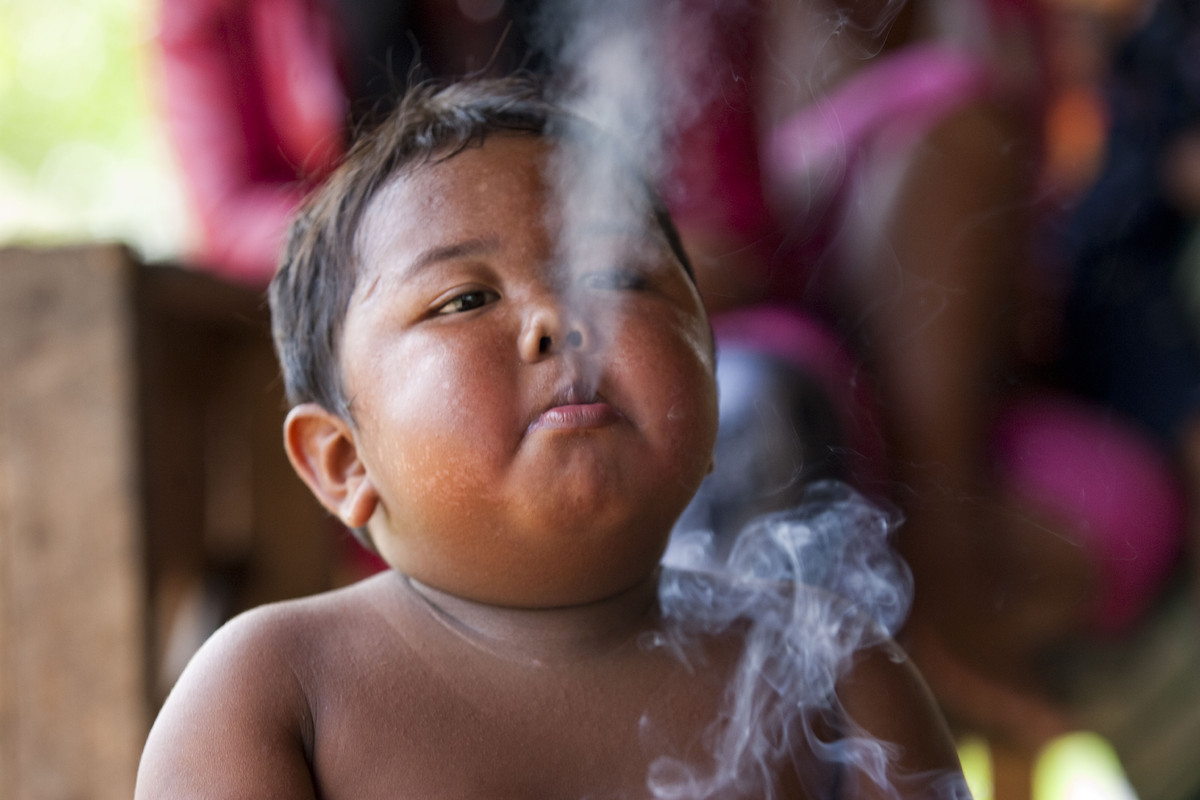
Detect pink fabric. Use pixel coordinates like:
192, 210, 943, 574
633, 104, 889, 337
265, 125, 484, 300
672, 38, 1004, 493
694, 45, 995, 489
992, 395, 1186, 634
767, 44, 992, 183
157, 0, 347, 286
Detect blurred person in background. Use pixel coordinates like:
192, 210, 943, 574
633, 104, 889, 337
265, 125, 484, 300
1059, 0, 1200, 527
667, 4, 1186, 794
148, 0, 548, 687
1037, 3, 1200, 797
156, 0, 543, 285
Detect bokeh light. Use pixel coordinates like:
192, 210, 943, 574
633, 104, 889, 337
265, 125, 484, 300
0, 0, 191, 262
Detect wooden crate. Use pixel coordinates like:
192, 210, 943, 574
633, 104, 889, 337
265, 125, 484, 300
0, 245, 334, 799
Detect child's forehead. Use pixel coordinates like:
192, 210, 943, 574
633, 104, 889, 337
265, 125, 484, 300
370, 134, 650, 221
354, 135, 674, 278
368, 136, 555, 230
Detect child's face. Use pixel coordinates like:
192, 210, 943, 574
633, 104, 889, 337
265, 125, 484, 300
337, 135, 718, 607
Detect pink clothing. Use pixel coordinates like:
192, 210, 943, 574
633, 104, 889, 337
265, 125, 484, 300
768, 44, 992, 197
765, 46, 1185, 631
157, 0, 347, 285
675, 42, 1003, 486
992, 395, 1186, 634
763, 42, 1000, 303
671, 6, 1184, 633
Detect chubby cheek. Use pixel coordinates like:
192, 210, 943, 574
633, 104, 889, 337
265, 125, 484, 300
355, 339, 515, 526
614, 317, 718, 485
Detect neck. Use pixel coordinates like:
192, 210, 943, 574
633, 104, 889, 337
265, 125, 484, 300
399, 571, 661, 666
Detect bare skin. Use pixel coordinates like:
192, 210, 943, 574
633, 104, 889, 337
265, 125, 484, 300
135, 136, 965, 799
136, 569, 962, 799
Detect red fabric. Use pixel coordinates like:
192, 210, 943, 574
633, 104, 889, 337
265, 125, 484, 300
663, 0, 775, 269
157, 0, 347, 286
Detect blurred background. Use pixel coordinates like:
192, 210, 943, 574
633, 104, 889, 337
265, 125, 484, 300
2, 0, 1198, 798
0, 0, 190, 261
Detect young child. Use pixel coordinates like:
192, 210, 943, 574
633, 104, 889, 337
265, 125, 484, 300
135, 77, 968, 799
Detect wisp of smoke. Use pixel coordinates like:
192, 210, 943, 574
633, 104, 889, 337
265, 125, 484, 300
533, 0, 728, 344
532, 0, 913, 364
650, 481, 968, 799
532, 2, 969, 796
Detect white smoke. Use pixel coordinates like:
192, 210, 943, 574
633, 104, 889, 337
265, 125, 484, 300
648, 481, 964, 799
539, 0, 719, 176
531, 1, 968, 796
534, 0, 913, 305
535, 0, 726, 308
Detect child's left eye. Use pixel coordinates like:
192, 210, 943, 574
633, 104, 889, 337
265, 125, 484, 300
436, 289, 498, 315
580, 270, 648, 291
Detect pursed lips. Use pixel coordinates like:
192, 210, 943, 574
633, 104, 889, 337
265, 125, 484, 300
525, 383, 623, 435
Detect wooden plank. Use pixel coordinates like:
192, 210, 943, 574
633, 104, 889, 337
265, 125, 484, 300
0, 245, 148, 799
0, 247, 338, 798
134, 266, 335, 699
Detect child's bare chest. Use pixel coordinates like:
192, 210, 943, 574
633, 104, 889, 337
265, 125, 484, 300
303, 627, 812, 799
308, 652, 718, 798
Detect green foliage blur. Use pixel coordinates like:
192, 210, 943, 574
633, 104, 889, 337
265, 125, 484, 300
0, 0, 189, 260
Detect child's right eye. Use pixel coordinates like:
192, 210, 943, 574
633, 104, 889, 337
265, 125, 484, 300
435, 289, 498, 315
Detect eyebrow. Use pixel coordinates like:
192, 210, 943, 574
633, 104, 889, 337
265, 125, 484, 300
408, 236, 500, 275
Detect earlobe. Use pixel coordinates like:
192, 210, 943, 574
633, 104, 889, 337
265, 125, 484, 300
339, 477, 380, 530
283, 403, 380, 528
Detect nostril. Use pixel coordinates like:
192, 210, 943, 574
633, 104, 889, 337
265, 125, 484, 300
538, 335, 552, 353
565, 330, 583, 349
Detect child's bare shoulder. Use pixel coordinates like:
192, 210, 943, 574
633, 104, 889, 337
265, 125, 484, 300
183, 572, 407, 677
135, 573, 417, 799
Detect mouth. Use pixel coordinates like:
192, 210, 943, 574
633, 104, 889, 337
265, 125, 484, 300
525, 382, 623, 435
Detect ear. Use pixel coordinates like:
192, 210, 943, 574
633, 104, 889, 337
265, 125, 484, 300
283, 403, 380, 529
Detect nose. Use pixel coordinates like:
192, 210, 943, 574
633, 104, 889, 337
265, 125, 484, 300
519, 296, 590, 361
